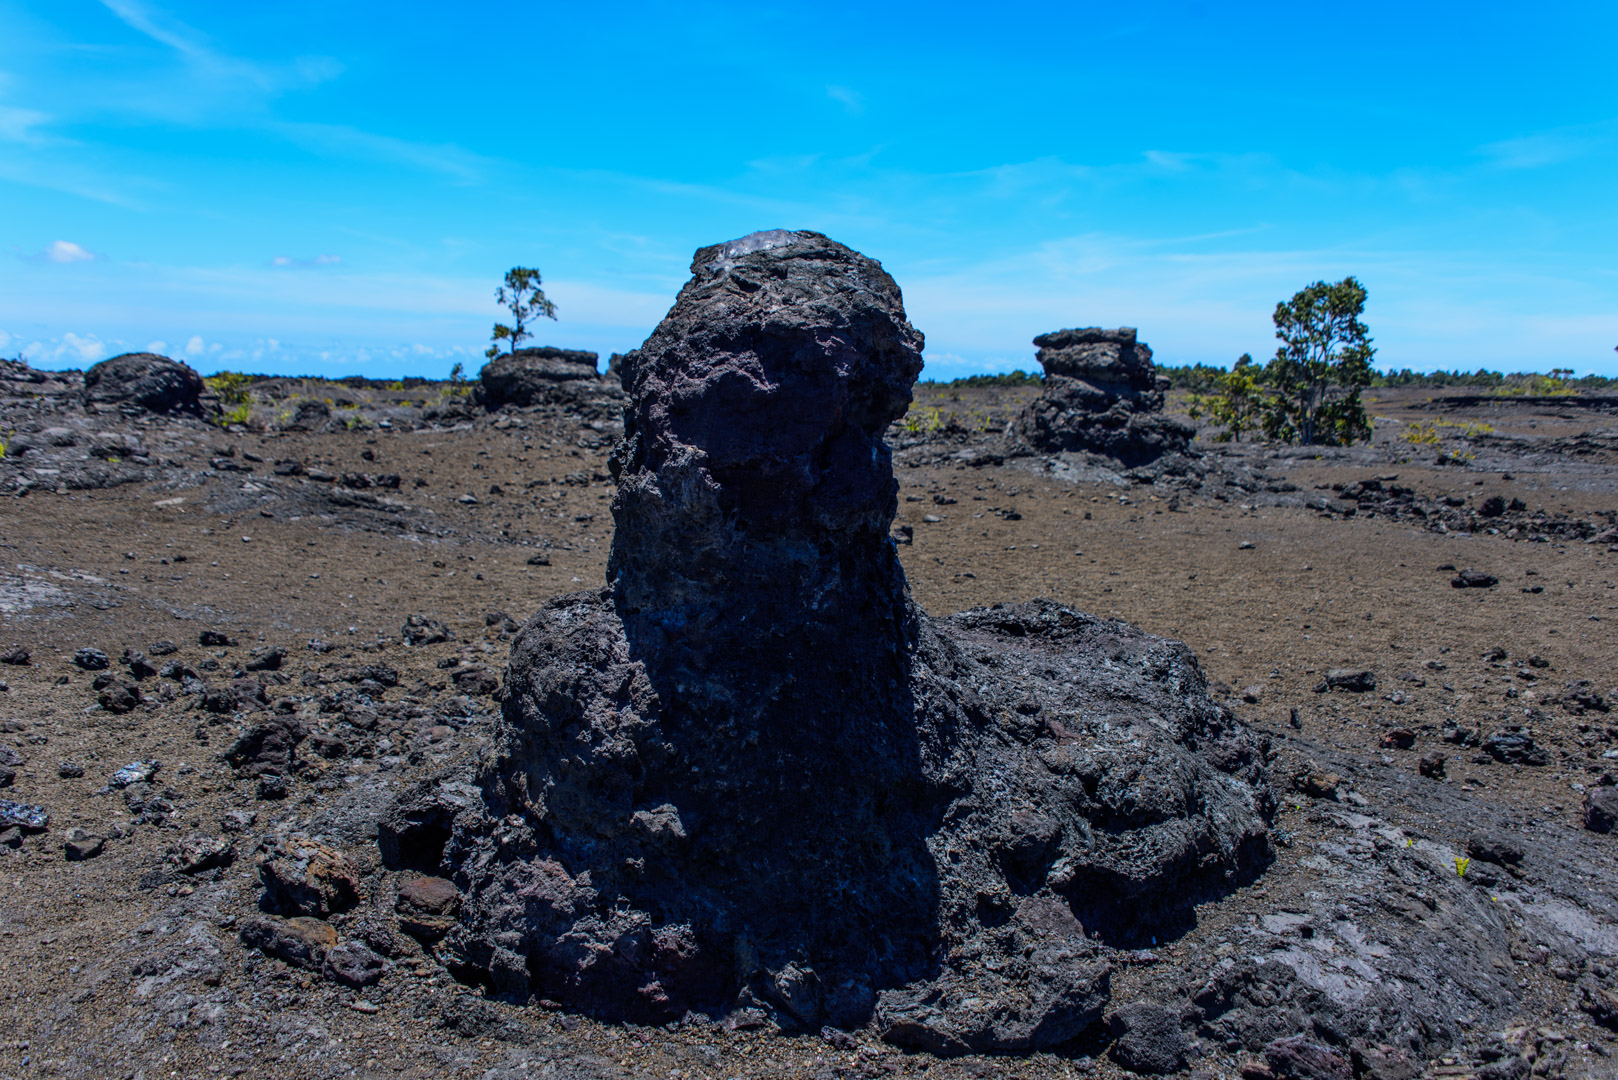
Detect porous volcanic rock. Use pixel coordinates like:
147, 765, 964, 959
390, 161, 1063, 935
1008, 328, 1193, 465
439, 231, 1272, 1052
477, 347, 611, 409
82, 352, 204, 414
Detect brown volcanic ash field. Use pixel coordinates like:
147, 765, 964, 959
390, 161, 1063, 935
2, 310, 1618, 1073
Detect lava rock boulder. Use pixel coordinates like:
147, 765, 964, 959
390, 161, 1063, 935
82, 352, 204, 414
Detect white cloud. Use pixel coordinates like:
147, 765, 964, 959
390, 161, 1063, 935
21, 331, 108, 367
98, 0, 342, 94
145, 340, 167, 353
184, 334, 205, 357
826, 85, 864, 116
270, 253, 342, 268
0, 105, 50, 144
0, 329, 11, 351
41, 240, 97, 264
1480, 120, 1618, 170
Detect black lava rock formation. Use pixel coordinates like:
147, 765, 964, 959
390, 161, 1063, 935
1009, 328, 1193, 465
477, 347, 619, 411
435, 231, 1272, 1053
82, 352, 204, 414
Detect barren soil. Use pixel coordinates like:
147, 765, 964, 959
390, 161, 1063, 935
2, 379, 1617, 1080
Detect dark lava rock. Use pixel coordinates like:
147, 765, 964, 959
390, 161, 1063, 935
224, 716, 305, 777
396, 874, 460, 940
1007, 327, 1193, 466
402, 614, 454, 646
1584, 787, 1618, 833
82, 352, 203, 414
121, 648, 156, 679
97, 680, 140, 713
73, 647, 109, 671
260, 836, 362, 917
1418, 752, 1447, 779
1108, 1001, 1190, 1074
1318, 668, 1377, 693
239, 914, 337, 969
63, 827, 105, 861
439, 231, 1271, 1051
0, 766, 12, 789
1264, 1035, 1351, 1080
324, 941, 386, 988
1467, 832, 1525, 866
477, 347, 603, 408
0, 646, 29, 666
1483, 727, 1547, 766
0, 799, 49, 831
245, 645, 286, 672
1451, 569, 1499, 589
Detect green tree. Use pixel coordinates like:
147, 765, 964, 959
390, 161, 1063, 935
1187, 353, 1269, 442
487, 266, 557, 360
1263, 276, 1375, 446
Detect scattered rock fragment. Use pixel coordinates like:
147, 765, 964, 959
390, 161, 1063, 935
1584, 787, 1618, 833
1418, 752, 1447, 779
244, 645, 286, 672
395, 875, 460, 940
0, 799, 49, 831
1108, 1001, 1190, 1074
73, 647, 109, 671
1467, 833, 1525, 866
63, 827, 104, 861
1483, 727, 1547, 766
224, 716, 303, 777
1292, 764, 1341, 800
1317, 668, 1376, 693
259, 836, 362, 917
1451, 569, 1499, 589
0, 646, 29, 666
173, 833, 234, 873
239, 915, 337, 969
324, 941, 386, 988
402, 614, 454, 646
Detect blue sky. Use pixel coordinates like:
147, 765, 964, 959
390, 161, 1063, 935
2, 1, 1615, 380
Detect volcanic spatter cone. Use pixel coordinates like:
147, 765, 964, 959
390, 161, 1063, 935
438, 231, 1272, 1053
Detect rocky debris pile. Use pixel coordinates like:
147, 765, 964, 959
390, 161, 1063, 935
82, 352, 205, 415
1008, 328, 1194, 466
429, 230, 1273, 1054
1315, 476, 1618, 545
476, 348, 623, 417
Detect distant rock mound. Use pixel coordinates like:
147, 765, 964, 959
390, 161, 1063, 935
432, 231, 1273, 1053
476, 347, 608, 409
82, 352, 204, 414
1009, 327, 1193, 465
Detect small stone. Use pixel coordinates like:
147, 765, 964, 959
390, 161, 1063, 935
244, 646, 286, 672
107, 761, 159, 788
148, 640, 179, 656
525, 553, 550, 566
1467, 832, 1525, 866
0, 799, 50, 831
1318, 668, 1376, 693
1238, 540, 1255, 550
402, 614, 454, 646
220, 808, 257, 832
63, 827, 105, 861
1292, 765, 1340, 800
1380, 729, 1416, 750
1418, 752, 1447, 779
73, 647, 110, 671
1241, 685, 1263, 704
1451, 569, 1499, 589
97, 681, 140, 713
261, 836, 362, 917
1264, 1035, 1350, 1080
0, 647, 29, 666
198, 630, 233, 647
0, 826, 21, 848
396, 874, 460, 940
324, 941, 387, 988
1584, 787, 1618, 833
257, 773, 290, 800
175, 833, 234, 873
239, 915, 337, 969
1108, 1001, 1189, 1074
1483, 727, 1547, 766
120, 649, 157, 679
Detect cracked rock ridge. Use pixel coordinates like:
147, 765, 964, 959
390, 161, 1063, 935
1008, 327, 1195, 466
436, 230, 1273, 1053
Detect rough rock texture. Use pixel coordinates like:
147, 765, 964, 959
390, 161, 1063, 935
82, 352, 204, 414
437, 231, 1273, 1053
1008, 329, 1193, 466
477, 348, 615, 410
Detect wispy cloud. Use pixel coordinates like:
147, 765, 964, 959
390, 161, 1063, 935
271, 121, 489, 183
0, 104, 51, 143
826, 85, 864, 116
270, 253, 342, 268
20, 240, 99, 264
1479, 119, 1618, 170
98, 0, 342, 93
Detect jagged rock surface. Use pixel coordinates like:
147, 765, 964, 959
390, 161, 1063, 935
82, 352, 205, 414
1009, 328, 1193, 465
436, 231, 1273, 1053
477, 348, 620, 411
